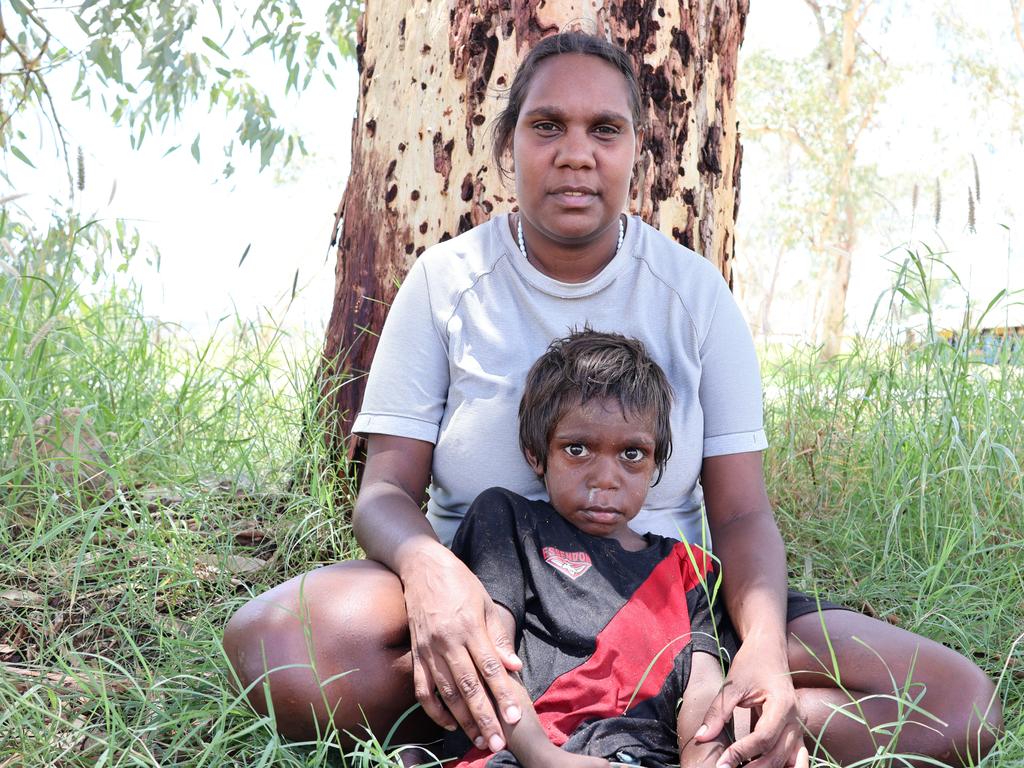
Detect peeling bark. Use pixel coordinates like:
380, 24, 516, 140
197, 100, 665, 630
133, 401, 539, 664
319, 0, 748, 464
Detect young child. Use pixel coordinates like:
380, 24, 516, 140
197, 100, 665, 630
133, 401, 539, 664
444, 330, 735, 768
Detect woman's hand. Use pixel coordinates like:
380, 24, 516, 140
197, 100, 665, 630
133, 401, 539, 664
693, 638, 808, 768
401, 543, 524, 751
354, 435, 523, 750
699, 452, 808, 767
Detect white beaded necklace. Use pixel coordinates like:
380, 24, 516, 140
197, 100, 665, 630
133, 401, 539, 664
516, 215, 625, 270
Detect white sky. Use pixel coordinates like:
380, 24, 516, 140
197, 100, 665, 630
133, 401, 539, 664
5, 2, 1023, 344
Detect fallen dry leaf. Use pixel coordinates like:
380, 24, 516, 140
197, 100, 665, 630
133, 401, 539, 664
233, 527, 270, 545
152, 613, 191, 636
1, 662, 133, 695
0, 589, 44, 607
858, 601, 877, 618
138, 486, 185, 511
194, 553, 268, 576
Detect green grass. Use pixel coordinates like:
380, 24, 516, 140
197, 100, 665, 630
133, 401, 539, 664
0, 217, 1021, 766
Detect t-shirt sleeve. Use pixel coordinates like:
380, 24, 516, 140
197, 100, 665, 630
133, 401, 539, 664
697, 279, 768, 457
450, 489, 527, 631
351, 258, 450, 443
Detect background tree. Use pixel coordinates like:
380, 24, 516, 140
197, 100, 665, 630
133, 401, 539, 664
1015, 0, 1024, 54
739, 0, 890, 357
320, 0, 749, 460
1, 0, 360, 382
737, 0, 1024, 352
1, 0, 359, 182
733, 139, 805, 339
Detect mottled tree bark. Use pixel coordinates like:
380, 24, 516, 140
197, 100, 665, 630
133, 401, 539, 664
320, 0, 748, 463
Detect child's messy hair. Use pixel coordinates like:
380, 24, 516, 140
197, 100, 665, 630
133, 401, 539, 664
519, 329, 673, 482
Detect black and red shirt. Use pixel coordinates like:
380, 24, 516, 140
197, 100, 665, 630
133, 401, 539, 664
446, 487, 732, 768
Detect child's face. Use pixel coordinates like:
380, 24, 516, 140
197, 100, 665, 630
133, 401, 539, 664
527, 397, 658, 545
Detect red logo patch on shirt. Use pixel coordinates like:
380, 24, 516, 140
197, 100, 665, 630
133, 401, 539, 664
542, 546, 592, 580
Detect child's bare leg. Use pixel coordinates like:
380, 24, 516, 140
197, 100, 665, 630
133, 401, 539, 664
788, 610, 1003, 765
501, 687, 610, 768
223, 560, 435, 745
679, 651, 733, 766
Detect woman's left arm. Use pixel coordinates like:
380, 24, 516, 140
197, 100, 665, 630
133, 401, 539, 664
692, 451, 808, 768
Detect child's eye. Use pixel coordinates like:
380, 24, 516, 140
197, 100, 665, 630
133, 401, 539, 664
564, 444, 589, 458
620, 447, 645, 462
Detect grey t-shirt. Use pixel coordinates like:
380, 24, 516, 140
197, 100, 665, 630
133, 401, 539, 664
352, 214, 767, 547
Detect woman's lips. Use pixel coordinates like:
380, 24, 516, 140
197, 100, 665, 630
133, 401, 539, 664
550, 187, 598, 207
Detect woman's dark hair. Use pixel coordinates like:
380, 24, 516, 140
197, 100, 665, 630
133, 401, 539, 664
519, 329, 673, 483
492, 32, 642, 178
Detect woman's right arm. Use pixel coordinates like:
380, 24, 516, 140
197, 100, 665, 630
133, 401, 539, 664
353, 433, 524, 752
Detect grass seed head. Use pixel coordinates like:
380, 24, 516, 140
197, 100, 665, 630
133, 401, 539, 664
77, 147, 86, 192
971, 153, 981, 203
26, 316, 57, 356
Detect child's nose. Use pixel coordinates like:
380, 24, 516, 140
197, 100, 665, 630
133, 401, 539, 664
588, 455, 621, 489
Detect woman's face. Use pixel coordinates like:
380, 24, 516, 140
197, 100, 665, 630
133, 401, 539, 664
512, 54, 640, 249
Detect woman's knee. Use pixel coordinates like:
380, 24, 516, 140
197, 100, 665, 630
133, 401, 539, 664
223, 560, 418, 743
934, 655, 1003, 759
787, 610, 1003, 760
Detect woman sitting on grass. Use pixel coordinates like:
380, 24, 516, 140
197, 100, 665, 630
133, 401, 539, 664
224, 31, 1003, 766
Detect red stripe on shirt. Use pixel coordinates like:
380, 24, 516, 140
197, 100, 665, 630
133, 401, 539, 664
455, 543, 716, 768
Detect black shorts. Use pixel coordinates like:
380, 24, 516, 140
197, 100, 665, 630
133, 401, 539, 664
786, 588, 848, 621
716, 589, 850, 661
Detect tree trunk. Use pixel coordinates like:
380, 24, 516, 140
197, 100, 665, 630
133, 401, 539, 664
817, 0, 866, 358
319, 0, 749, 463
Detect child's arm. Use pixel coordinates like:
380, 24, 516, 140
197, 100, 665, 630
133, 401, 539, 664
678, 651, 732, 766
489, 604, 609, 768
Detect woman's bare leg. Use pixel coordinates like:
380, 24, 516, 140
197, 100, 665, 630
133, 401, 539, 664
788, 610, 1003, 765
223, 560, 435, 745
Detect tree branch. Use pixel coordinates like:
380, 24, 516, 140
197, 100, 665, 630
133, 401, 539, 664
1012, 0, 1024, 57
0, 91, 31, 134
745, 123, 820, 162
848, 91, 878, 151
0, 3, 74, 200
803, 0, 829, 47
856, 30, 888, 66
855, 0, 874, 31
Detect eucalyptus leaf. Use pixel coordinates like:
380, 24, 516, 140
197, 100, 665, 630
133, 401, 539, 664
2, 0, 356, 179
10, 147, 35, 168
202, 36, 228, 57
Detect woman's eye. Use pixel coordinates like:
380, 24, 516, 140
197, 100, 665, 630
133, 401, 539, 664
621, 447, 645, 462
534, 121, 560, 132
564, 444, 588, 457
594, 125, 620, 135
